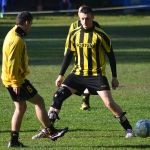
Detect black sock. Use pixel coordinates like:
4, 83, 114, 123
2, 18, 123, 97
120, 118, 132, 131
115, 112, 132, 131
82, 93, 90, 105
47, 125, 55, 133
11, 131, 19, 143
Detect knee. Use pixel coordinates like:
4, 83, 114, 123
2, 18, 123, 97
34, 94, 45, 106
51, 86, 72, 109
38, 95, 45, 105
16, 103, 27, 114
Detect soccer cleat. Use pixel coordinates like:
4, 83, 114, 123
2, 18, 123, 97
32, 127, 69, 141
125, 129, 134, 138
8, 141, 25, 148
50, 127, 69, 141
80, 103, 90, 110
32, 128, 49, 139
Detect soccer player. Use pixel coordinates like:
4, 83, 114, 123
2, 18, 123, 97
37, 6, 134, 139
65, 5, 101, 110
1, 11, 68, 148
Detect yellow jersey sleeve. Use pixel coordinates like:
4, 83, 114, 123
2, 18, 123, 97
1, 26, 29, 87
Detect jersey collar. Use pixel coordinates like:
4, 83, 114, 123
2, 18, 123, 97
81, 25, 95, 32
15, 26, 26, 37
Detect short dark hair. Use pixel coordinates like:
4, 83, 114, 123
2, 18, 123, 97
80, 6, 93, 14
16, 11, 33, 25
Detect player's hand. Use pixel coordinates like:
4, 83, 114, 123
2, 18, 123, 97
55, 75, 64, 87
111, 77, 119, 90
12, 87, 20, 95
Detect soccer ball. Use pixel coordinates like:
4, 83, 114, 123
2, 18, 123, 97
134, 119, 150, 138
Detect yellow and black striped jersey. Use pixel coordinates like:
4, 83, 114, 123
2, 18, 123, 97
65, 26, 112, 76
68, 20, 101, 34
65, 20, 101, 55
1, 25, 29, 87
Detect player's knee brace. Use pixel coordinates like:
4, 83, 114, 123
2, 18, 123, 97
51, 86, 72, 110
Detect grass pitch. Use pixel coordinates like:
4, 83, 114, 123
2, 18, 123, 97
0, 14, 150, 149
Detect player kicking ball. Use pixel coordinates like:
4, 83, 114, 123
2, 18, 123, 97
1, 11, 68, 148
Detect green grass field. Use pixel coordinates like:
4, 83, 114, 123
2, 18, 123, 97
0, 14, 150, 149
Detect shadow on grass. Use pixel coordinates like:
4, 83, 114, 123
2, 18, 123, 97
0, 129, 37, 133
39, 145, 150, 149
26, 50, 150, 65
1, 24, 149, 39
0, 129, 120, 133
0, 25, 149, 65
99, 145, 150, 149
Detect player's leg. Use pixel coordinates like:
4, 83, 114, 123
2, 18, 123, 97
22, 79, 69, 141
8, 101, 27, 148
80, 88, 91, 110
6, 86, 28, 148
29, 93, 68, 140
46, 74, 84, 139
97, 90, 133, 138
29, 94, 54, 128
11, 101, 27, 131
32, 86, 72, 140
87, 75, 133, 138
48, 74, 82, 124
48, 85, 73, 124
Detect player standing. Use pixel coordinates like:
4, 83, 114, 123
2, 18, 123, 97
1, 11, 68, 147
65, 5, 101, 110
35, 6, 133, 139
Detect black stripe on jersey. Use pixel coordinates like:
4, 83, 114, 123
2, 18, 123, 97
95, 38, 101, 74
68, 28, 80, 49
71, 33, 78, 73
95, 29, 111, 50
79, 30, 84, 75
88, 32, 93, 75
74, 35, 78, 68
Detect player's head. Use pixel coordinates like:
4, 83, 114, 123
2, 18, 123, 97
16, 11, 33, 34
78, 5, 88, 16
78, 6, 94, 29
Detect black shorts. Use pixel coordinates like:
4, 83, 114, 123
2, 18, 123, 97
7, 79, 37, 102
63, 73, 110, 95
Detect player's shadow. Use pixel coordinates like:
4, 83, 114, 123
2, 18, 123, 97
0, 128, 119, 133
98, 145, 150, 149
0, 129, 38, 133
32, 144, 150, 149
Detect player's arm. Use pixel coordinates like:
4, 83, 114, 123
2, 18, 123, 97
64, 22, 76, 55
59, 49, 74, 76
8, 40, 24, 88
106, 46, 117, 78
106, 47, 119, 89
61, 28, 77, 76
101, 31, 119, 89
55, 49, 74, 87
56, 28, 77, 87
100, 31, 117, 78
